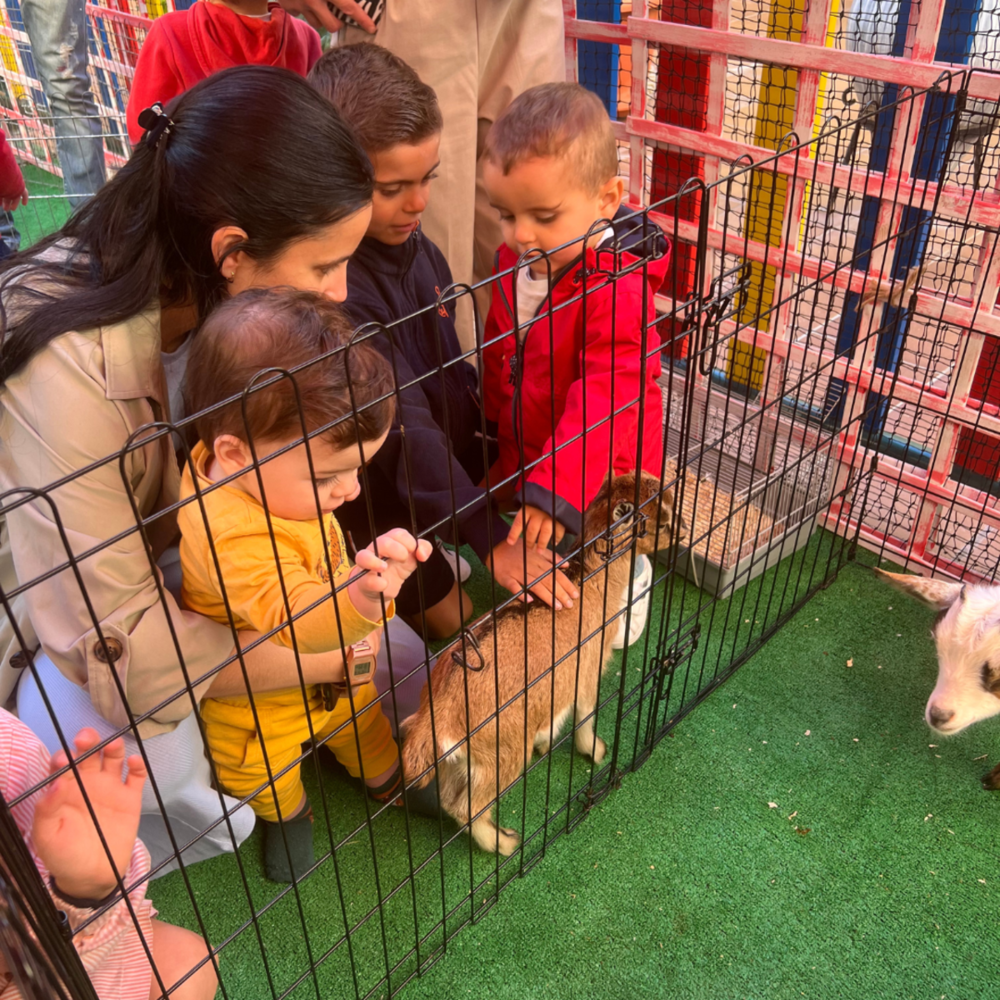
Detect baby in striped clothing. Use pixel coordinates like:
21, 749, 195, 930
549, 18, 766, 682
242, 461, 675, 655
0, 709, 216, 1000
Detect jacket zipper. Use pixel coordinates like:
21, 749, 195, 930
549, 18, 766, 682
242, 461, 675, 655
504, 253, 586, 464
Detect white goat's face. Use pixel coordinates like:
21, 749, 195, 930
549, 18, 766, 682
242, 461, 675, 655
876, 570, 1000, 735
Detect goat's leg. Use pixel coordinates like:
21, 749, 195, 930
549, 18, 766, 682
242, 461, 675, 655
464, 759, 519, 855
982, 762, 1000, 790
470, 811, 519, 856
534, 705, 572, 758
468, 783, 519, 856
574, 699, 606, 764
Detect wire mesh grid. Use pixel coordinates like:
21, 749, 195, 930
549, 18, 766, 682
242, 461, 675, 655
0, 0, 151, 247
0, 144, 868, 1000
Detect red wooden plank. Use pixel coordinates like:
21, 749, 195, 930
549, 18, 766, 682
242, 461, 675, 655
624, 16, 1000, 101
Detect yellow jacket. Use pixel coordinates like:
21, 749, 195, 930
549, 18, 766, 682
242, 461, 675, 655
178, 442, 390, 655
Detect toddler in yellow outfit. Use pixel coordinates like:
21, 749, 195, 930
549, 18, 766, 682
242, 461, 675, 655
178, 289, 432, 883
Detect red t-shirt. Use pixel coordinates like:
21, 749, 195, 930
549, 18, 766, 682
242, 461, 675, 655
0, 129, 24, 201
126, 1, 321, 145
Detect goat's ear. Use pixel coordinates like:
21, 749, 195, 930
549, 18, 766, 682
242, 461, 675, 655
873, 568, 964, 610
583, 473, 642, 549
657, 487, 685, 542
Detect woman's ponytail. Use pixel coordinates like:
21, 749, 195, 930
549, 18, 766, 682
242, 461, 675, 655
0, 65, 373, 384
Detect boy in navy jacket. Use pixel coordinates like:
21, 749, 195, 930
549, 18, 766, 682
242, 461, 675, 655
309, 45, 577, 639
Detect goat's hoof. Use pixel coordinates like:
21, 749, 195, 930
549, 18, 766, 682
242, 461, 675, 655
588, 736, 607, 765
982, 764, 1000, 790
535, 739, 551, 757
496, 827, 520, 856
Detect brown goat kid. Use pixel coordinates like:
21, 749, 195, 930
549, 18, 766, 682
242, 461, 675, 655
402, 472, 682, 855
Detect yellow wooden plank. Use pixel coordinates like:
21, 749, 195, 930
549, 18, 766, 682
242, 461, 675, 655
732, 0, 805, 385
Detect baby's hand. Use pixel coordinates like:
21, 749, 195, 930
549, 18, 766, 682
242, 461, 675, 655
507, 505, 566, 552
33, 729, 147, 902
349, 528, 433, 616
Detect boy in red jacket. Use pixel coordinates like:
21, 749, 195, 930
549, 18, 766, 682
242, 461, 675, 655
126, 0, 321, 145
481, 82, 671, 647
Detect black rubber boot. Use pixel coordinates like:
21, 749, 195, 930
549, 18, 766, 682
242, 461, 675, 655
316, 743, 442, 818
401, 777, 442, 819
263, 804, 315, 883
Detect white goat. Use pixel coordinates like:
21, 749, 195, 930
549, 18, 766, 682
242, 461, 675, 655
876, 568, 1000, 788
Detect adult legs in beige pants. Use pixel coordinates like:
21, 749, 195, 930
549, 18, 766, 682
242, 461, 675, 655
342, 0, 566, 352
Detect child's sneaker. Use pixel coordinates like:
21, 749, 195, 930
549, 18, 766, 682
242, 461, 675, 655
611, 555, 652, 649
436, 540, 471, 582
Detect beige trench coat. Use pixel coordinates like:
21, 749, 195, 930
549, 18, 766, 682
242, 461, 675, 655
0, 303, 233, 738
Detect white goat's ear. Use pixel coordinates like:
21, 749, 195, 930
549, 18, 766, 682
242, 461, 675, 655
873, 568, 964, 610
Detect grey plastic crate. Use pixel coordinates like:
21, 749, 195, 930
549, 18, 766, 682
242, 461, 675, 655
658, 380, 834, 597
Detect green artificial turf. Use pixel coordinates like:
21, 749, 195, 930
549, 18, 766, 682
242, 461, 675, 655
400, 547, 1000, 1000
146, 530, 1000, 999
8, 163, 73, 248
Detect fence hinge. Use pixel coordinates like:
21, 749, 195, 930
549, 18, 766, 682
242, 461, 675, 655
583, 770, 623, 812
655, 622, 702, 701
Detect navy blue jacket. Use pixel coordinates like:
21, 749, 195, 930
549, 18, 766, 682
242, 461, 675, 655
342, 227, 508, 561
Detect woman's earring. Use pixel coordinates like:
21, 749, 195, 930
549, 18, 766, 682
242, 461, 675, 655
227, 270, 236, 284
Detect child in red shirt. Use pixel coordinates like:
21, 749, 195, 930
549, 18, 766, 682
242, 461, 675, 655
481, 83, 671, 648
0, 128, 27, 259
126, 0, 321, 145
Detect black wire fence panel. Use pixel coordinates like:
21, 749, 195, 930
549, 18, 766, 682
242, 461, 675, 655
0, 79, 992, 999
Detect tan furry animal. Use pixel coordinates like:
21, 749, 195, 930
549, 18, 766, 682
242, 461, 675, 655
402, 472, 682, 855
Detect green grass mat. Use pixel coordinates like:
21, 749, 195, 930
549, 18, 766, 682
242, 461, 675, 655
9, 163, 73, 248
147, 539, 1000, 999
401, 548, 1000, 1000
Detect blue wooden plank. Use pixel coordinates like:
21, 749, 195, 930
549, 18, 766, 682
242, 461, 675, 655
578, 0, 621, 120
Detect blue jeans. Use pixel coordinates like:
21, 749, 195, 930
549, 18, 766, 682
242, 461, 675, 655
20, 0, 106, 206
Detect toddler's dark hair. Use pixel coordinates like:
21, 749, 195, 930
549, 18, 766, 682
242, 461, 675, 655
187, 288, 394, 453
308, 44, 442, 154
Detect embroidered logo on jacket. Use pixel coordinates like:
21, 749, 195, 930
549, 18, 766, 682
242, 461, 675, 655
315, 518, 344, 583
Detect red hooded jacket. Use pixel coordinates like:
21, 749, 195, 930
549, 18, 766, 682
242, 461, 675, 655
126, 2, 321, 144
482, 207, 671, 536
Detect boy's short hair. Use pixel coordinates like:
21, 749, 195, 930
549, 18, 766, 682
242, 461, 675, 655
483, 82, 618, 194
187, 288, 395, 452
308, 44, 442, 155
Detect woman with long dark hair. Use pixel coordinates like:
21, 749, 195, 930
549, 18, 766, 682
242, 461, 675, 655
0, 66, 424, 873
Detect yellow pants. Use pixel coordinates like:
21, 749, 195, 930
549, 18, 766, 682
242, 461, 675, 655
200, 683, 398, 823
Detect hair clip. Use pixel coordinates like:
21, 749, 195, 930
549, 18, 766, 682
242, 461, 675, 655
137, 102, 174, 150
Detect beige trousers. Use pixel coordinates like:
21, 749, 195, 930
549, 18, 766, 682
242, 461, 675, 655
342, 0, 566, 351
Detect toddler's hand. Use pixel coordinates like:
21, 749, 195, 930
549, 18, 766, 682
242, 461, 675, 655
33, 729, 147, 902
349, 528, 433, 616
507, 505, 566, 552
490, 541, 579, 611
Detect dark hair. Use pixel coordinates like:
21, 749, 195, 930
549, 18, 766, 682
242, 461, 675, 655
308, 44, 442, 154
187, 288, 394, 452
0, 66, 375, 383
484, 82, 618, 194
